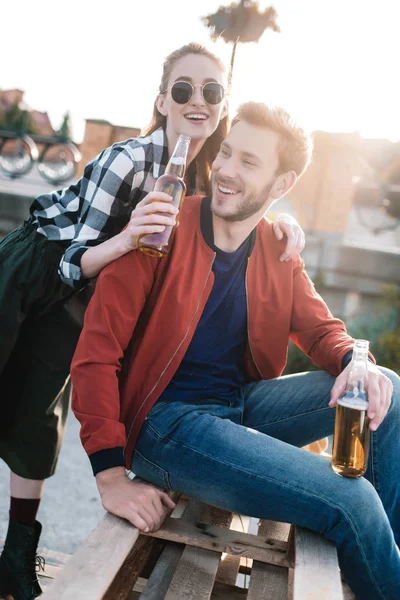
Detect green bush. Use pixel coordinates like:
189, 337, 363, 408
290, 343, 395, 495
284, 285, 400, 375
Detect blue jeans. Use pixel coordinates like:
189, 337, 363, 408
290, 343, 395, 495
132, 368, 400, 599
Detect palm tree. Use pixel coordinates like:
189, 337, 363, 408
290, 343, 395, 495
202, 0, 280, 86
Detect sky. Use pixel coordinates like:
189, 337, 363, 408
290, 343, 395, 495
2, 0, 399, 143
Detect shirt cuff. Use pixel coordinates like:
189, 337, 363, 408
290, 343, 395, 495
59, 246, 93, 289
89, 447, 125, 476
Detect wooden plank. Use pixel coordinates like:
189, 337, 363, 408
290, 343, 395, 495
139, 501, 224, 600
164, 546, 223, 600
287, 524, 295, 600
41, 490, 179, 600
248, 564, 288, 600
139, 539, 167, 580
293, 526, 343, 600
145, 517, 289, 567
103, 535, 157, 600
210, 582, 248, 599
164, 504, 234, 600
215, 514, 249, 586
215, 554, 242, 586
41, 513, 140, 600
247, 520, 290, 600
138, 542, 184, 599
131, 577, 147, 594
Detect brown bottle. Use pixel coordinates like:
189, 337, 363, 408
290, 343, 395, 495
331, 339, 371, 478
138, 134, 191, 257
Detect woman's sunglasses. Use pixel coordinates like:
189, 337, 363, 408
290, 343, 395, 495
163, 81, 225, 106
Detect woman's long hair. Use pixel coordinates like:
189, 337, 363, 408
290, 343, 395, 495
141, 43, 229, 195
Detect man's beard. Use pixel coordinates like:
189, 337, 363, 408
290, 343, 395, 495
211, 178, 275, 222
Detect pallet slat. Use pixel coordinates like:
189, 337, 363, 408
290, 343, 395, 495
215, 514, 250, 587
137, 499, 205, 599
164, 546, 223, 600
247, 520, 291, 600
41, 513, 140, 600
139, 501, 231, 599
293, 526, 343, 600
138, 543, 184, 599
144, 517, 289, 566
103, 535, 157, 600
163, 505, 234, 600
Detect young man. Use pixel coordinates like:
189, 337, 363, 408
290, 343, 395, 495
71, 102, 400, 599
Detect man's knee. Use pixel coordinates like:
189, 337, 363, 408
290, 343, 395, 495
378, 366, 400, 414
378, 366, 400, 385
324, 477, 385, 540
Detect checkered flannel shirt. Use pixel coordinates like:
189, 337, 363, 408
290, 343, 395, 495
29, 128, 169, 288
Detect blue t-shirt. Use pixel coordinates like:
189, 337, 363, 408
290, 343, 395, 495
160, 200, 250, 404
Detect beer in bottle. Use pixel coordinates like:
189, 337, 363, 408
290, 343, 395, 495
138, 134, 191, 257
331, 339, 371, 478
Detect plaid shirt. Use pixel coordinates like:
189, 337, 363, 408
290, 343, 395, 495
29, 128, 169, 288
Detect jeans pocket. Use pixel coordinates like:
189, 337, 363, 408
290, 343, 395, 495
131, 449, 174, 492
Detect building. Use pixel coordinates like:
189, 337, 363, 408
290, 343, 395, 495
282, 131, 400, 317
76, 119, 140, 179
0, 89, 55, 136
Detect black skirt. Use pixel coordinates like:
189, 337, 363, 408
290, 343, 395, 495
0, 223, 82, 478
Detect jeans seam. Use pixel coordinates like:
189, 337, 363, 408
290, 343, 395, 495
133, 447, 174, 492
249, 405, 332, 429
150, 432, 387, 598
370, 431, 377, 492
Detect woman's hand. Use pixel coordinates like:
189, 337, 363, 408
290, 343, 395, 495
123, 192, 179, 251
80, 192, 179, 279
272, 213, 305, 261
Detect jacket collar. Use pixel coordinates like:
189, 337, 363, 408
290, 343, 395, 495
200, 197, 256, 254
151, 128, 169, 179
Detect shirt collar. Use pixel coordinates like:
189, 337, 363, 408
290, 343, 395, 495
200, 197, 256, 254
150, 128, 169, 179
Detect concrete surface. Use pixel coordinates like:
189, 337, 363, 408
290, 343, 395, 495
0, 412, 105, 555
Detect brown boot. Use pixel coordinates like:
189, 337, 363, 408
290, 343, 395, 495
0, 521, 44, 600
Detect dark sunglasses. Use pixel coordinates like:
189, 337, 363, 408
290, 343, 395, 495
163, 81, 225, 105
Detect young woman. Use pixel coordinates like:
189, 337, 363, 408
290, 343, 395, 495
0, 42, 305, 600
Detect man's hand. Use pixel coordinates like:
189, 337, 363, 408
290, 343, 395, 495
272, 213, 305, 261
329, 362, 394, 431
122, 192, 179, 252
96, 467, 176, 532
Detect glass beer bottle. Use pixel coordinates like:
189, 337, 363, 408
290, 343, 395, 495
331, 339, 371, 478
138, 134, 191, 257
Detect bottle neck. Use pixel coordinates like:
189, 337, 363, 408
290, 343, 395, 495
347, 340, 369, 396
165, 135, 191, 179
352, 339, 369, 364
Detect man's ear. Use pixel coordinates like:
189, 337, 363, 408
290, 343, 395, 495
220, 99, 229, 120
156, 94, 168, 117
271, 170, 297, 199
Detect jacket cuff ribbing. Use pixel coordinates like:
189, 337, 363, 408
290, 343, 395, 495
89, 447, 125, 476
341, 350, 376, 372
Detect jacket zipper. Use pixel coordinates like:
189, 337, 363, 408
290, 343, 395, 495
124, 253, 216, 457
245, 257, 263, 379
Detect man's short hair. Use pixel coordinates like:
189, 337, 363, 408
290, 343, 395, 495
231, 102, 313, 177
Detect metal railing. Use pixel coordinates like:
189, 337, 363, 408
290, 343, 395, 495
0, 130, 81, 184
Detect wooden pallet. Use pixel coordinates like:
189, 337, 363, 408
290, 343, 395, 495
36, 495, 355, 600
